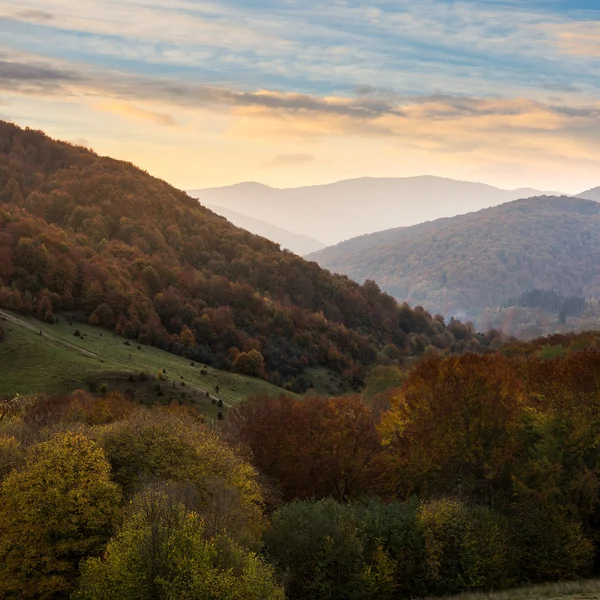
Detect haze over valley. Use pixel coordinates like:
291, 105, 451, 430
191, 177, 554, 246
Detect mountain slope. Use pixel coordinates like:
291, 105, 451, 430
578, 187, 600, 201
308, 196, 600, 318
189, 177, 549, 245
0, 308, 287, 414
0, 121, 483, 391
205, 204, 325, 255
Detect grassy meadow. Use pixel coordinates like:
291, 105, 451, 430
0, 310, 291, 419
428, 580, 600, 600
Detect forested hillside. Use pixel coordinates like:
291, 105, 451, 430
0, 122, 480, 391
310, 196, 600, 319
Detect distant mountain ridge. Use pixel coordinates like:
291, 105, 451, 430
205, 204, 325, 255
578, 187, 600, 202
189, 177, 552, 246
308, 195, 600, 319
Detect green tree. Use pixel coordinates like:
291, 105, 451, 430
75, 488, 284, 600
417, 499, 513, 595
98, 410, 265, 547
0, 432, 121, 600
264, 499, 367, 600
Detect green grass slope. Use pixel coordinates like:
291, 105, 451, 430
0, 311, 290, 419
428, 580, 600, 600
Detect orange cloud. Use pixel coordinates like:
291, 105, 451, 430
547, 21, 600, 58
93, 101, 176, 127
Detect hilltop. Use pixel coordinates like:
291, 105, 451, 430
309, 195, 600, 320
578, 186, 600, 201
189, 177, 549, 246
0, 121, 484, 393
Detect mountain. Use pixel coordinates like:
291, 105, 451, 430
0, 121, 484, 392
189, 177, 549, 246
205, 204, 325, 255
308, 195, 600, 320
578, 187, 600, 202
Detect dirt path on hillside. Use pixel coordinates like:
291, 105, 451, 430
1, 309, 233, 408
0, 310, 102, 360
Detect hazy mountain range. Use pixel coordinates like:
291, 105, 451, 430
579, 187, 600, 202
204, 204, 326, 255
189, 177, 554, 246
308, 195, 600, 319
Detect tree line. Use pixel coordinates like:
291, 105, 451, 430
504, 288, 588, 319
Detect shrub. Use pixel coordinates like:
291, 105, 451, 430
233, 350, 266, 378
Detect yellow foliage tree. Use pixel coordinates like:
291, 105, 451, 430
0, 433, 122, 600
97, 410, 265, 547
180, 324, 196, 348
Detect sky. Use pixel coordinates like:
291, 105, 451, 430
1, 0, 600, 192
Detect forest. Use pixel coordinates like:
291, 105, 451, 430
0, 121, 489, 393
3, 336, 600, 599
310, 195, 600, 321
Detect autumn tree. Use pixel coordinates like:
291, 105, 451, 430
0, 435, 23, 480
0, 432, 121, 599
233, 349, 266, 378
180, 324, 196, 348
226, 394, 382, 501
379, 353, 527, 502
97, 409, 265, 547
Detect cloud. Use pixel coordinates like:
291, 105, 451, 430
540, 82, 580, 92
2, 49, 600, 192
0, 59, 74, 82
0, 58, 79, 96
0, 52, 407, 119
3, 52, 600, 137
93, 101, 177, 127
556, 24, 600, 58
15, 9, 54, 21
261, 153, 315, 168
3, 0, 599, 103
